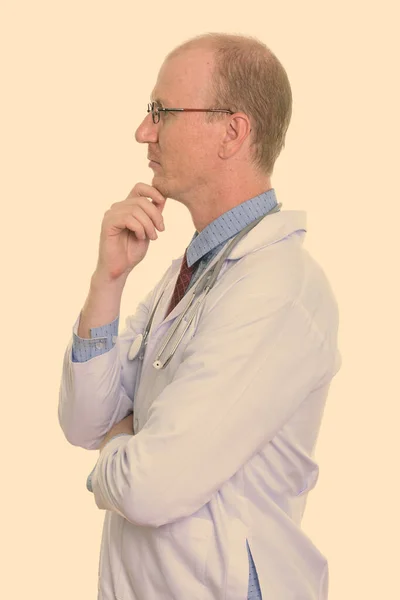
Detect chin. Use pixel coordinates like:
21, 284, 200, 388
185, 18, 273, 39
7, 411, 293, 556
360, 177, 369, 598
151, 174, 173, 200
151, 172, 188, 205
151, 173, 176, 200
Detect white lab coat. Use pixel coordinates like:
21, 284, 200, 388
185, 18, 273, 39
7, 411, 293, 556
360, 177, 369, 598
59, 210, 341, 600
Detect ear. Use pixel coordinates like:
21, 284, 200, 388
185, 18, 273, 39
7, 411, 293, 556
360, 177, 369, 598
218, 113, 253, 160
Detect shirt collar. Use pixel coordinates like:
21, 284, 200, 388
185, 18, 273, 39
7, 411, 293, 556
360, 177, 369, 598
186, 189, 278, 268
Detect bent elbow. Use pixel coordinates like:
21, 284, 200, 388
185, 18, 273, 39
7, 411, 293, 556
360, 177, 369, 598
58, 413, 103, 450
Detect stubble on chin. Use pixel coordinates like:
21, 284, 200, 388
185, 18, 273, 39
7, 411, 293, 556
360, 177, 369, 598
151, 175, 171, 200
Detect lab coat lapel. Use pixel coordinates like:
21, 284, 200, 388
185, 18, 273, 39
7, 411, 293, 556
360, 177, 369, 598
149, 256, 193, 334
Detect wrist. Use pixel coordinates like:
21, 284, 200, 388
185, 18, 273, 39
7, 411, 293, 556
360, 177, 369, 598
77, 273, 127, 338
91, 270, 128, 290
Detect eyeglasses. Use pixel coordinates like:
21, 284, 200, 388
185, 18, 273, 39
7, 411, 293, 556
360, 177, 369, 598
147, 101, 234, 124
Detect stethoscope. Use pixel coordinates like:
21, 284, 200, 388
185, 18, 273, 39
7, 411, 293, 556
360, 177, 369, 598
128, 202, 282, 370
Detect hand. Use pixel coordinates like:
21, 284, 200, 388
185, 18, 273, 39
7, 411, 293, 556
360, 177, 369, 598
99, 413, 134, 452
95, 183, 167, 283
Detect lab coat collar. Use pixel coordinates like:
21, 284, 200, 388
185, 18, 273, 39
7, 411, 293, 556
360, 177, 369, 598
170, 210, 306, 267
163, 210, 307, 324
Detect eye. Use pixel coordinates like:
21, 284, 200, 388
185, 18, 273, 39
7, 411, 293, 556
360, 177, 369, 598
159, 109, 173, 121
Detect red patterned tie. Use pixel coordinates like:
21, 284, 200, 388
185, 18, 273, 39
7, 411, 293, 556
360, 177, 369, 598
165, 248, 195, 318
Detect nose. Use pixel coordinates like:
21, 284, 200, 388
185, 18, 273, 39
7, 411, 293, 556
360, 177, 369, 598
135, 112, 159, 144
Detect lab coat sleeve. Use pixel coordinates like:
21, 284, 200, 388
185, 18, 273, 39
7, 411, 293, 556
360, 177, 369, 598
58, 267, 172, 450
86, 433, 132, 492
72, 317, 119, 362
90, 266, 340, 527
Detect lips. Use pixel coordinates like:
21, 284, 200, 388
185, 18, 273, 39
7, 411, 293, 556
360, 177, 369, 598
148, 157, 160, 164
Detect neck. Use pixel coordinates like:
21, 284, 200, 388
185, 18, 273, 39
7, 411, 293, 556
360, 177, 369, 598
181, 172, 273, 232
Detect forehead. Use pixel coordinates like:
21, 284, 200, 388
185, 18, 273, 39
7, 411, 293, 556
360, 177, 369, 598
151, 48, 214, 105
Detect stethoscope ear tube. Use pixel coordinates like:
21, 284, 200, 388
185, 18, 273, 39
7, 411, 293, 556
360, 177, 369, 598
135, 290, 166, 361
150, 257, 218, 366
152, 287, 209, 369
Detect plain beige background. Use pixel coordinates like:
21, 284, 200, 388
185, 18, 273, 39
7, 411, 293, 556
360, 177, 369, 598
1, 1, 399, 598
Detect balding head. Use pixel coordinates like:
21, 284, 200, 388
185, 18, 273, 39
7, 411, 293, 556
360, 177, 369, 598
166, 33, 293, 177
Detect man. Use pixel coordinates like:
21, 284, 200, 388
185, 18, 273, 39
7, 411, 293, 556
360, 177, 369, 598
59, 32, 341, 600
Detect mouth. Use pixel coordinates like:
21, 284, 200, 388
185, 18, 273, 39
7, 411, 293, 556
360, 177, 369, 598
148, 160, 161, 169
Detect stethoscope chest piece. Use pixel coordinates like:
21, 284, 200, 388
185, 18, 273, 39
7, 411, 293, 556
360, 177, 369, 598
128, 334, 143, 361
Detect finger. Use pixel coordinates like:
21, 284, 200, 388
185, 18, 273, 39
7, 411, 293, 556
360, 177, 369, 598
133, 197, 165, 231
131, 182, 167, 213
125, 209, 159, 240
122, 196, 165, 231
132, 203, 158, 240
125, 215, 147, 240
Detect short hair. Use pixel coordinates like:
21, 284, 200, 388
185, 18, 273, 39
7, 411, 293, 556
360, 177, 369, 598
166, 32, 293, 177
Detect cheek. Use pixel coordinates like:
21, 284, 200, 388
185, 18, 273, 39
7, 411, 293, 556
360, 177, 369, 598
162, 126, 215, 171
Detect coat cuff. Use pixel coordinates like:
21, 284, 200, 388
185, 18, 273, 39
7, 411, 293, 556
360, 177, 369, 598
91, 434, 133, 513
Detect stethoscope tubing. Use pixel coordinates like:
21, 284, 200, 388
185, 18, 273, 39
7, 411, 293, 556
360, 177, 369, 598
150, 204, 281, 369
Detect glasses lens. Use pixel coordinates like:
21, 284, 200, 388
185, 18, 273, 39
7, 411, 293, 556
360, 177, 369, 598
147, 102, 160, 124
153, 102, 160, 124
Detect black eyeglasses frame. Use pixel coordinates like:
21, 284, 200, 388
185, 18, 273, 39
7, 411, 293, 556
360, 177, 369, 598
147, 101, 234, 124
